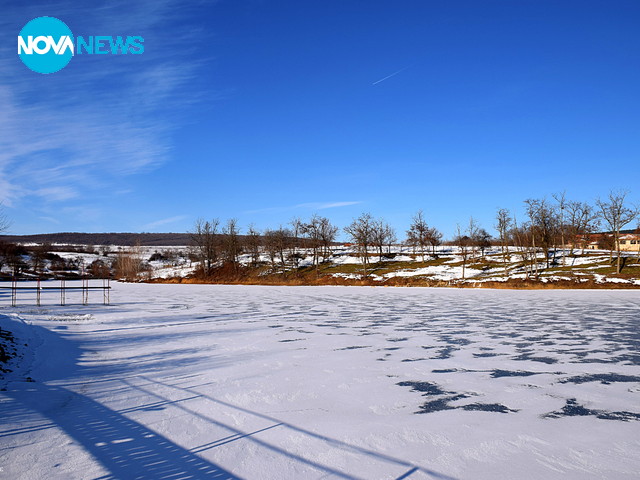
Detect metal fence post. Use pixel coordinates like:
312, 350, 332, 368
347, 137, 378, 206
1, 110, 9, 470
11, 274, 17, 307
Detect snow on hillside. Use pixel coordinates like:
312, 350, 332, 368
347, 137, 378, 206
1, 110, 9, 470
1, 283, 639, 479
384, 265, 484, 281
3, 241, 639, 286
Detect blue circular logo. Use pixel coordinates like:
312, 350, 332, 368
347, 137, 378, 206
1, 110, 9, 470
18, 17, 74, 74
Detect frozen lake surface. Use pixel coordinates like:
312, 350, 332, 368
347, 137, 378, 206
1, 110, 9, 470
1, 283, 639, 479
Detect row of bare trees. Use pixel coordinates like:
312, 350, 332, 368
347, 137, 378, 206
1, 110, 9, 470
191, 211, 444, 277
189, 190, 638, 278
2, 187, 638, 281
191, 213, 401, 277
492, 191, 638, 277
343, 213, 398, 275
191, 218, 243, 275
191, 215, 342, 275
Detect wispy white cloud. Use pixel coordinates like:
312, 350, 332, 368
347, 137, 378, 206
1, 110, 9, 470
296, 201, 363, 210
0, 0, 212, 220
34, 186, 78, 202
245, 201, 362, 215
142, 215, 188, 231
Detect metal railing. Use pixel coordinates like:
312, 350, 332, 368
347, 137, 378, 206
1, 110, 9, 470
1, 278, 111, 306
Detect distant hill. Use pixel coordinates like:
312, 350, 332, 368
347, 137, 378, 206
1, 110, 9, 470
0, 232, 193, 246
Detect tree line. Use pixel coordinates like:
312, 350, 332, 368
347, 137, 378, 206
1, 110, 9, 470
487, 191, 638, 277
190, 190, 639, 278
0, 191, 637, 280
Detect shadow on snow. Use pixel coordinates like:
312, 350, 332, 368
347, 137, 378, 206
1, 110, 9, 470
0, 316, 457, 480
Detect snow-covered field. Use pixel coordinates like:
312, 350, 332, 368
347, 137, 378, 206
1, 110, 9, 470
1, 283, 639, 479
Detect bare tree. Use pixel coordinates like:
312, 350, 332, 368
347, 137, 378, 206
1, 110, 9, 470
510, 218, 537, 279
495, 208, 512, 275
276, 228, 293, 270
114, 243, 145, 281
305, 215, 324, 268
289, 218, 304, 268
245, 224, 262, 267
523, 201, 540, 278
540, 200, 559, 267
263, 229, 280, 271
475, 228, 492, 258
0, 242, 9, 273
89, 258, 111, 278
384, 223, 398, 254
190, 218, 220, 276
263, 227, 291, 272
596, 191, 639, 273
524, 198, 558, 272
406, 211, 431, 261
4, 244, 27, 277
635, 223, 640, 263
453, 223, 471, 280
318, 216, 339, 261
221, 218, 242, 270
344, 213, 375, 275
372, 219, 395, 261
466, 217, 480, 259
31, 243, 51, 276
426, 226, 443, 256
298, 215, 338, 271
566, 201, 599, 256
553, 191, 567, 265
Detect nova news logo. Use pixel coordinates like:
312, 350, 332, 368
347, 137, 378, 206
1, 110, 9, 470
18, 16, 144, 74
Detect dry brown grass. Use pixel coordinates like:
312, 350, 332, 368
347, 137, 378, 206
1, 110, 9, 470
147, 267, 640, 290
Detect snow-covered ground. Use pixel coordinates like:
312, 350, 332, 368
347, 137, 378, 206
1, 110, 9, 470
5, 242, 638, 286
383, 265, 484, 281
1, 283, 639, 479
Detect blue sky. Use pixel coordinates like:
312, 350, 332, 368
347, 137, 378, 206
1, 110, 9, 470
2, 0, 639, 239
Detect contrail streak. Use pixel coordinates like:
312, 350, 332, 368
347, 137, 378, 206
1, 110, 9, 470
372, 67, 408, 85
